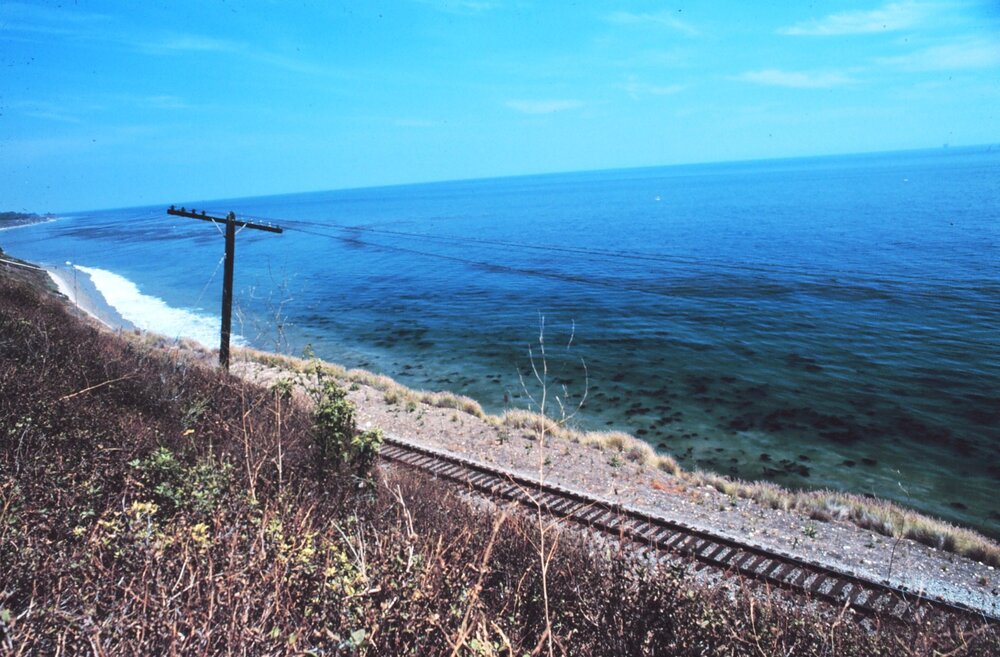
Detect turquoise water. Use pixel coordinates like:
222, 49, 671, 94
3, 146, 998, 536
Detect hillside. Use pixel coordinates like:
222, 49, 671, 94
0, 212, 54, 229
0, 266, 996, 655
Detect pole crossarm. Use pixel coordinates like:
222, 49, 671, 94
167, 206, 283, 233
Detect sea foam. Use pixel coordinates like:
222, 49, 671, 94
75, 265, 243, 348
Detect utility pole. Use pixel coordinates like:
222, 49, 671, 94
167, 205, 282, 369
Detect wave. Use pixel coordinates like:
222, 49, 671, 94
75, 265, 244, 348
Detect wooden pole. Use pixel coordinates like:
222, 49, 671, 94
166, 206, 282, 370
220, 212, 236, 369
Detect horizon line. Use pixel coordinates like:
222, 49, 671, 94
54, 141, 1000, 216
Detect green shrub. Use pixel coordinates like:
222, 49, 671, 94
313, 379, 383, 478
270, 377, 294, 399
351, 427, 384, 476
180, 398, 208, 430
129, 446, 231, 516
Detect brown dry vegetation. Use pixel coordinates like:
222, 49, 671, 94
1, 271, 998, 655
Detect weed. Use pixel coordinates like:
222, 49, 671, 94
313, 380, 355, 463
270, 377, 294, 399
130, 447, 232, 516
180, 398, 208, 430
312, 378, 383, 479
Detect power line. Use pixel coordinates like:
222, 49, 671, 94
266, 215, 992, 289
280, 224, 903, 308
287, 225, 675, 301
193, 253, 226, 308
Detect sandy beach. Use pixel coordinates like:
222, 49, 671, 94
45, 265, 135, 332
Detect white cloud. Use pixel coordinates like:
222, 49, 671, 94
14, 101, 83, 124
140, 34, 241, 54
879, 38, 1000, 70
505, 99, 585, 114
4, 125, 159, 160
2, 2, 333, 77
11, 94, 194, 125
780, 1, 932, 36
736, 69, 855, 88
146, 95, 189, 110
620, 76, 685, 99
412, 0, 500, 13
606, 11, 699, 36
0, 1, 111, 30
393, 118, 442, 128
136, 33, 343, 76
0, 1, 116, 46
618, 48, 692, 69
118, 30, 335, 76
96, 93, 193, 112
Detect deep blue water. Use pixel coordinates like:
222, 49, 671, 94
4, 146, 998, 536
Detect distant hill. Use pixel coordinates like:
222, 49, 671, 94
0, 211, 55, 228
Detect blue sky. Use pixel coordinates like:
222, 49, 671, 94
2, 1, 999, 212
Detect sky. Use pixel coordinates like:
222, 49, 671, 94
2, 0, 999, 212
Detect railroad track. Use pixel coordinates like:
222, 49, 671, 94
379, 435, 998, 627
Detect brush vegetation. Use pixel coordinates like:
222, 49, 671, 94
2, 271, 998, 654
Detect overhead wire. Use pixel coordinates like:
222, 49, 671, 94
268, 216, 992, 294
14, 208, 990, 298
193, 253, 226, 308
282, 224, 688, 301
279, 223, 931, 309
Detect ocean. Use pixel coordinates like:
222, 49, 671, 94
3, 146, 998, 537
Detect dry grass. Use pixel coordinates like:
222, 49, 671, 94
688, 475, 1000, 566
237, 347, 489, 420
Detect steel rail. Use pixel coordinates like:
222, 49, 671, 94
379, 434, 998, 627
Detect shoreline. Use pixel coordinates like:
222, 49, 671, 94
33, 258, 1000, 548
6, 260, 997, 654
45, 265, 136, 332
0, 215, 59, 232
4, 231, 995, 536
26, 257, 1000, 545
2, 254, 998, 616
